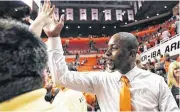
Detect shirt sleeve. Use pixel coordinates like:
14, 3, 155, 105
47, 37, 99, 93
158, 77, 179, 111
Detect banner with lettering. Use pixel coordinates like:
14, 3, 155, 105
116, 10, 123, 21
66, 8, 73, 21
91, 9, 98, 20
105, 9, 111, 21
134, 2, 137, 15
138, 0, 142, 9
80, 9, 87, 20
127, 10, 134, 21
140, 35, 180, 64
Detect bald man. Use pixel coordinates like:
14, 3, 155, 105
33, 5, 179, 111
47, 32, 179, 111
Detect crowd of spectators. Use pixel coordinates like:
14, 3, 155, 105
60, 14, 180, 56
136, 53, 180, 106
137, 15, 179, 53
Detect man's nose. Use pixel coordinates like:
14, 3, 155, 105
105, 48, 112, 57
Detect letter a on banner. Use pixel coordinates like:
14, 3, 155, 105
80, 9, 87, 20
127, 10, 134, 21
116, 10, 123, 21
66, 8, 73, 21
105, 9, 111, 21
91, 9, 98, 20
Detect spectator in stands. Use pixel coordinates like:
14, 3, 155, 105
84, 93, 96, 111
154, 58, 161, 74
164, 53, 174, 82
143, 42, 147, 52
175, 16, 180, 34
89, 39, 94, 50
164, 53, 173, 72
75, 53, 80, 64
67, 63, 77, 71
177, 55, 180, 62
169, 24, 176, 36
160, 54, 165, 63
65, 39, 69, 48
167, 61, 180, 107
135, 53, 145, 69
161, 28, 171, 42
40, 1, 179, 111
138, 43, 144, 53
154, 57, 166, 77
156, 35, 161, 45
157, 26, 162, 35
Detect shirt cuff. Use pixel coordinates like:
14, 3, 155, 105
47, 37, 63, 51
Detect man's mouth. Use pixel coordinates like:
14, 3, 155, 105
106, 59, 114, 65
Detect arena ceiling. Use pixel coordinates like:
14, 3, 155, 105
0, 0, 179, 37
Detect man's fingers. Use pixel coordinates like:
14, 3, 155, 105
53, 13, 58, 23
59, 14, 65, 25
48, 5, 55, 16
42, 0, 47, 12
46, 0, 51, 12
38, 3, 43, 14
43, 0, 48, 12
48, 0, 51, 7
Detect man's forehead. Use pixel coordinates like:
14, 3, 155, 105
108, 37, 115, 45
108, 35, 120, 45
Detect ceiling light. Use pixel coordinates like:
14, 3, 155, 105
156, 13, 159, 15
62, 9, 65, 12
77, 26, 80, 28
164, 6, 167, 8
103, 10, 105, 13
66, 26, 69, 29
125, 22, 127, 24
114, 26, 116, 28
103, 26, 105, 28
147, 16, 149, 18
135, 20, 137, 22
89, 26, 91, 28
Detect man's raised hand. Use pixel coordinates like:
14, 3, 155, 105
43, 14, 65, 37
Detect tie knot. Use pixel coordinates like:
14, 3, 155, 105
120, 76, 130, 86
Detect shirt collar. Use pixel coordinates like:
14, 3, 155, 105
118, 66, 140, 82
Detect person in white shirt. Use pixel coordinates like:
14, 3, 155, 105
161, 28, 171, 42
35, 1, 179, 111
175, 17, 180, 34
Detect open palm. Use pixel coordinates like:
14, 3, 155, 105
43, 14, 65, 37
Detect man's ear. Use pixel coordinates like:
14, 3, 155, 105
130, 49, 136, 57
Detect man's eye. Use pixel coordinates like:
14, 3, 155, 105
112, 47, 118, 50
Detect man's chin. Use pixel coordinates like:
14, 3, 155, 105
106, 64, 115, 71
